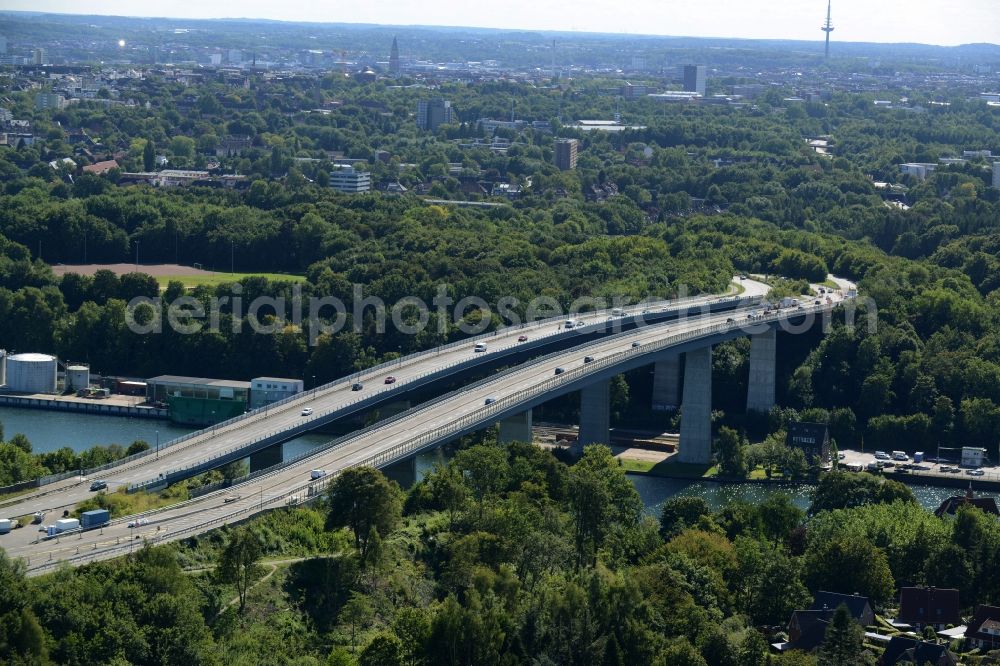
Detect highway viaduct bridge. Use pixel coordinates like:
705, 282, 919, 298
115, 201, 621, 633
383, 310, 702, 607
5, 283, 855, 575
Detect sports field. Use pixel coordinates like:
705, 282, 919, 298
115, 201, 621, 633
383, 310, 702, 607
50, 263, 305, 288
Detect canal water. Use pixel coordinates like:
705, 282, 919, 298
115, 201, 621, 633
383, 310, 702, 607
0, 406, 962, 513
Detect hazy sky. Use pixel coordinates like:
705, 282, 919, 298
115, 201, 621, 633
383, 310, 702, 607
6, 0, 1000, 46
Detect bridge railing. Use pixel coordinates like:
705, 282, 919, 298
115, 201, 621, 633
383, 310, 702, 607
25, 301, 839, 575
33, 289, 747, 488
127, 300, 829, 493
121, 294, 759, 491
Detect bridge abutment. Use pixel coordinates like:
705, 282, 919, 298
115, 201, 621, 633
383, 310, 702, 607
576, 379, 611, 456
679, 346, 712, 464
651, 354, 681, 410
746, 327, 776, 414
499, 409, 533, 444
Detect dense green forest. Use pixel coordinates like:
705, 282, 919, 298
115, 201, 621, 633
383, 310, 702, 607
0, 71, 999, 472
4, 443, 1000, 665
2, 58, 1000, 664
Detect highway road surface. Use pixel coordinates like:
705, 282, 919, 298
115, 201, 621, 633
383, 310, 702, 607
2, 278, 856, 575
0, 279, 768, 522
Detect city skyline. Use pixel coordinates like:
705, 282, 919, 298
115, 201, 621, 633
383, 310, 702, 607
1, 1, 999, 47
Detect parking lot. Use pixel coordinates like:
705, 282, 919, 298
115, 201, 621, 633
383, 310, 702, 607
838, 448, 1000, 483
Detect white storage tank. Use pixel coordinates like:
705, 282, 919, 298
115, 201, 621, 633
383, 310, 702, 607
66, 365, 90, 391
6, 353, 58, 393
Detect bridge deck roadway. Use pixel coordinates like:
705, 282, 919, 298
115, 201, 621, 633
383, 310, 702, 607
0, 280, 768, 523
7, 281, 854, 575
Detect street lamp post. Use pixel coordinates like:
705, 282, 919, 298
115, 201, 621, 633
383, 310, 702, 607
155, 430, 159, 459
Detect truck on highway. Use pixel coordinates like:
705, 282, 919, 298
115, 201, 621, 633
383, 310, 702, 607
80, 509, 110, 529
47, 518, 81, 536
0, 518, 15, 534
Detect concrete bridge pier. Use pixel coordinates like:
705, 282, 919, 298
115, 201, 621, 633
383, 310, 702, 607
651, 354, 681, 411
383, 455, 418, 489
746, 327, 776, 414
499, 409, 533, 444
679, 346, 712, 464
575, 379, 611, 456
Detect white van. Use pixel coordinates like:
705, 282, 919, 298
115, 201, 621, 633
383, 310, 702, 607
564, 319, 578, 329
0, 518, 15, 534
474, 342, 488, 352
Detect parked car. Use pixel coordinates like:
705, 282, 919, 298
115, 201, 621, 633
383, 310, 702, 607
300, 407, 314, 416
351, 383, 363, 391
940, 466, 955, 472
384, 376, 396, 384
874, 451, 890, 460
518, 335, 528, 342
89, 480, 107, 492
967, 469, 986, 476
892, 451, 909, 461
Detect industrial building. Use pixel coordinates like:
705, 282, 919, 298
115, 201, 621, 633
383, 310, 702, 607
146, 375, 251, 426
250, 377, 304, 409
554, 138, 579, 170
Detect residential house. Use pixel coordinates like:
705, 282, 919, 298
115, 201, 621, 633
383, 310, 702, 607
897, 587, 960, 630
966, 605, 1000, 650
787, 610, 833, 651
879, 636, 956, 666
786, 422, 831, 464
811, 591, 875, 626
934, 486, 1000, 518
82, 159, 119, 175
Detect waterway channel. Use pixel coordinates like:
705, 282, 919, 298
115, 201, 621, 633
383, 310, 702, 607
0, 406, 961, 514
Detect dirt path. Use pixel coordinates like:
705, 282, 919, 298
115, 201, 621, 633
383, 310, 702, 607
183, 556, 322, 615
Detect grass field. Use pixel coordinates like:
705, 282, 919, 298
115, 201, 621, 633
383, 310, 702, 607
620, 458, 717, 478
155, 272, 306, 288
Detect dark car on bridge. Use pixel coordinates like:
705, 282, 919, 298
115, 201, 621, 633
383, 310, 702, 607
384, 376, 396, 384
351, 383, 363, 391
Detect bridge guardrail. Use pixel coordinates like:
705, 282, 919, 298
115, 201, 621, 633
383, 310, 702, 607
77, 291, 751, 477
128, 299, 829, 492
122, 293, 759, 490
25, 300, 839, 575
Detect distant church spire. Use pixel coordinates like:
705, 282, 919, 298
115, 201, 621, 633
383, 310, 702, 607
822, 0, 835, 58
389, 36, 400, 76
